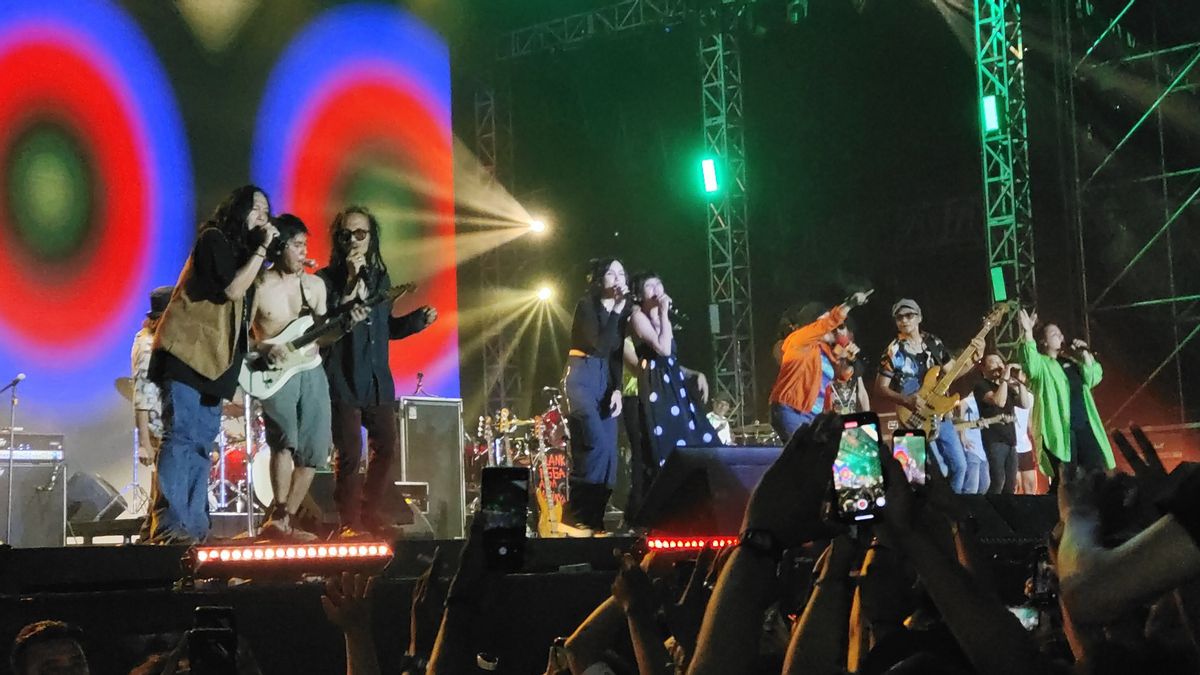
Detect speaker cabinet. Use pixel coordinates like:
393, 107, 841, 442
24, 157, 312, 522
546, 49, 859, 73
395, 397, 465, 539
0, 461, 66, 547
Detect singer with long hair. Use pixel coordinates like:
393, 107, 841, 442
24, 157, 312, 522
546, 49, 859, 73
563, 258, 631, 533
317, 206, 437, 539
1016, 309, 1114, 477
148, 185, 276, 544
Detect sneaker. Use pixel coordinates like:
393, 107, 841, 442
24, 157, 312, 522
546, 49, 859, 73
333, 525, 372, 541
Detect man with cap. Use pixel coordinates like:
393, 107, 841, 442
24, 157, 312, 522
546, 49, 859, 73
132, 286, 174, 468
876, 298, 985, 493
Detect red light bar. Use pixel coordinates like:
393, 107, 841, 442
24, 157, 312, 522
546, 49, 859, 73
645, 536, 737, 551
195, 543, 392, 565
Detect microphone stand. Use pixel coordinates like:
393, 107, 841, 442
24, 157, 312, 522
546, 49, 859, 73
4, 378, 20, 544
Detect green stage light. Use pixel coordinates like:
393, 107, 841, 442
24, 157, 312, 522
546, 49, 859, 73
989, 265, 1008, 303
701, 158, 719, 193
982, 95, 1000, 132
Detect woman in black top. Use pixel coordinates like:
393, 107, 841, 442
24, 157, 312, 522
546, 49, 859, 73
563, 258, 630, 531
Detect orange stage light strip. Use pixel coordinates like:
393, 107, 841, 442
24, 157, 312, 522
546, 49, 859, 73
195, 543, 392, 565
645, 536, 737, 551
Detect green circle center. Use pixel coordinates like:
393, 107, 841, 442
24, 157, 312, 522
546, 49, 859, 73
6, 125, 93, 259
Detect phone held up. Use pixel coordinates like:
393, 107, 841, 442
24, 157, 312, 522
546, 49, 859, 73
832, 412, 888, 522
188, 606, 238, 675
481, 466, 530, 573
891, 429, 928, 486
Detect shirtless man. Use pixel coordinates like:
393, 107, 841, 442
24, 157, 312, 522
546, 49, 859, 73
252, 213, 367, 539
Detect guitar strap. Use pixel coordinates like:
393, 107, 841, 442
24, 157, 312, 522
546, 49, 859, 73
298, 276, 314, 317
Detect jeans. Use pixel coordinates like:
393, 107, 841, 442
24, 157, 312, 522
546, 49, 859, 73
565, 356, 619, 488
963, 452, 990, 494
770, 403, 815, 445
151, 380, 221, 541
928, 418, 967, 493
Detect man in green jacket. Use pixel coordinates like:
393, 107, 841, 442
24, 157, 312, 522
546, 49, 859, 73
1016, 309, 1114, 477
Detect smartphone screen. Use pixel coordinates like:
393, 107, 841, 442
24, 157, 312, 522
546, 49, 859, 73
481, 466, 529, 572
833, 413, 886, 521
891, 430, 928, 485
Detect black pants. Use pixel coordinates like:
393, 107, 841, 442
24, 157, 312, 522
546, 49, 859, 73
984, 441, 1017, 494
331, 401, 398, 529
623, 394, 655, 523
1046, 425, 1108, 491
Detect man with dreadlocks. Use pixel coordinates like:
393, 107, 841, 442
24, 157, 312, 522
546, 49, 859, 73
318, 206, 438, 539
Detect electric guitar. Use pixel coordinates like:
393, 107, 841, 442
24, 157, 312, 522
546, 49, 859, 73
238, 283, 415, 399
954, 413, 1015, 431
533, 416, 564, 537
895, 302, 1011, 436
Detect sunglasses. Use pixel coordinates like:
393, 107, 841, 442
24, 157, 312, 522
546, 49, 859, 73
894, 312, 919, 320
340, 229, 370, 242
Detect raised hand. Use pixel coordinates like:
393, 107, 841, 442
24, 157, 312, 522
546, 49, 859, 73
410, 547, 447, 655
612, 550, 657, 614
321, 572, 375, 632
1018, 308, 1037, 336
741, 414, 843, 547
848, 289, 874, 308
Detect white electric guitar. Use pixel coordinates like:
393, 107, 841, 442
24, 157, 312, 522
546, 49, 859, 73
239, 283, 415, 399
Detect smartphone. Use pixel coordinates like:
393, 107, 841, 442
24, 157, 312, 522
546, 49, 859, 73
481, 466, 530, 572
891, 430, 928, 485
187, 628, 237, 675
194, 606, 236, 632
832, 412, 887, 522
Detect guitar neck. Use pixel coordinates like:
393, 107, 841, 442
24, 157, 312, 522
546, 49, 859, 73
286, 316, 348, 351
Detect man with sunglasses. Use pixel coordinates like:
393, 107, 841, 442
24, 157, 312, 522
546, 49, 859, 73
875, 298, 984, 493
317, 206, 438, 539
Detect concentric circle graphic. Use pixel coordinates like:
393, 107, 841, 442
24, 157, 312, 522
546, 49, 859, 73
252, 3, 458, 397
0, 0, 192, 409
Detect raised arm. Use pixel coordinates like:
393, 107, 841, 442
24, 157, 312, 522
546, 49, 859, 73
224, 225, 277, 300
783, 537, 856, 675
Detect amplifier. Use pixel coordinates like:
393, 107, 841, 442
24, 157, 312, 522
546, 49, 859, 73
0, 433, 65, 462
0, 460, 66, 547
395, 397, 465, 539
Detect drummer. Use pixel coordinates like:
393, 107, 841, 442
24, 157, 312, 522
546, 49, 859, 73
706, 393, 734, 445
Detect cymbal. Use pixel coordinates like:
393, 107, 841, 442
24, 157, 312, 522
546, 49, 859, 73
732, 422, 774, 435
114, 377, 134, 402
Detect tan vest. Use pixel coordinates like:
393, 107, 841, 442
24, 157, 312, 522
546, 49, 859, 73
153, 254, 245, 381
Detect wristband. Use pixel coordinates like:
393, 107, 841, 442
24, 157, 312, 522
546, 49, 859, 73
737, 528, 784, 562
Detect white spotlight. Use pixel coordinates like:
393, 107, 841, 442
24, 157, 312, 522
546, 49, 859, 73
536, 285, 554, 301
529, 218, 547, 234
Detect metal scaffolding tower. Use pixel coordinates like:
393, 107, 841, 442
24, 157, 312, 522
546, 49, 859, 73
493, 0, 758, 423
974, 0, 1036, 352
474, 83, 520, 414
700, 27, 756, 424
1058, 0, 1200, 426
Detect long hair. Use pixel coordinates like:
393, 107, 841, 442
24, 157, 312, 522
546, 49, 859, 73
328, 205, 389, 291
585, 257, 620, 297
203, 185, 268, 257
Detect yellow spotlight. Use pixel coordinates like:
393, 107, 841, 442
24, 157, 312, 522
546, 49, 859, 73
536, 285, 554, 301
529, 218, 547, 234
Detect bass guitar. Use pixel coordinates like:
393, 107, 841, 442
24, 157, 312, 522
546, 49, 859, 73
895, 302, 1011, 436
238, 283, 415, 399
954, 412, 1015, 431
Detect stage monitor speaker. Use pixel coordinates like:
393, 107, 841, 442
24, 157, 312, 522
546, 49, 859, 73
66, 472, 125, 522
631, 446, 782, 535
395, 397, 465, 539
0, 461, 66, 547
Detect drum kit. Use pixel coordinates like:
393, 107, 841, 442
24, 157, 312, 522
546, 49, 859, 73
730, 422, 780, 446
115, 379, 276, 526
464, 388, 571, 501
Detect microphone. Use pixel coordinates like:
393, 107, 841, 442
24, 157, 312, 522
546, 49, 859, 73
0, 373, 24, 393
303, 258, 318, 269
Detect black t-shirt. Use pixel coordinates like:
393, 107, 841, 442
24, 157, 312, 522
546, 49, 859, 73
570, 294, 631, 392
153, 228, 250, 402
973, 379, 1017, 446
1057, 356, 1090, 429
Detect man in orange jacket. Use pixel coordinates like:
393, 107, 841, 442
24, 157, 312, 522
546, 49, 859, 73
768, 290, 873, 442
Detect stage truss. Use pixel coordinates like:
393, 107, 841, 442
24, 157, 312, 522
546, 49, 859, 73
1056, 0, 1200, 426
974, 0, 1037, 352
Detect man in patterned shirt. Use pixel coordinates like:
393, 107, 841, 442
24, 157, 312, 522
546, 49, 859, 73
132, 286, 174, 466
875, 298, 984, 494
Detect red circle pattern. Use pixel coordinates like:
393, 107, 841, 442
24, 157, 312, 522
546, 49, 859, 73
0, 42, 148, 348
